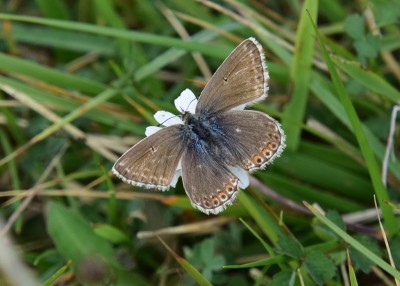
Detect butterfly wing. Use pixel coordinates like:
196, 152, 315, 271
195, 38, 268, 114
217, 110, 285, 171
181, 148, 240, 215
112, 125, 185, 191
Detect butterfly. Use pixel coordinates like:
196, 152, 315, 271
112, 38, 285, 215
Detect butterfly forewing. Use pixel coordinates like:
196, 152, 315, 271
217, 110, 285, 171
181, 148, 240, 215
112, 125, 185, 191
195, 38, 268, 114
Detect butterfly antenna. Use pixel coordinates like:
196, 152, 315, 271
185, 97, 198, 112
177, 96, 198, 114
158, 115, 181, 127
158, 95, 198, 126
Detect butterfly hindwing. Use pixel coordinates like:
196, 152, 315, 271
195, 38, 268, 114
112, 125, 185, 191
181, 147, 240, 215
217, 110, 285, 171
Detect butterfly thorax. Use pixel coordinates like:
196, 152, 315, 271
182, 112, 225, 155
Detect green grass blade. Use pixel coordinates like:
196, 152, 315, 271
239, 218, 274, 255
0, 52, 105, 94
332, 56, 400, 103
225, 255, 287, 269
305, 202, 400, 280
282, 0, 318, 150
7, 23, 115, 55
158, 236, 212, 286
307, 11, 398, 235
0, 14, 231, 59
238, 191, 283, 244
35, 0, 69, 19
40, 261, 71, 286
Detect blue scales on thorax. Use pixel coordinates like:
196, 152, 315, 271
182, 112, 225, 155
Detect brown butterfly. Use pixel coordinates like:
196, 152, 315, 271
113, 38, 285, 214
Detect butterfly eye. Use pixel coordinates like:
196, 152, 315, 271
253, 155, 263, 165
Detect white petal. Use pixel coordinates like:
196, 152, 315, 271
174, 89, 197, 114
154, 111, 183, 126
169, 160, 182, 188
233, 103, 247, 111
229, 166, 249, 189
169, 169, 182, 188
176, 160, 182, 172
145, 126, 162, 137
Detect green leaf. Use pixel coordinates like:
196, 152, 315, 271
303, 250, 336, 285
269, 270, 296, 286
371, 0, 400, 26
391, 234, 400, 268
185, 238, 225, 281
208, 255, 225, 271
47, 202, 119, 268
200, 238, 215, 263
344, 14, 365, 40
161, 237, 212, 286
305, 202, 400, 279
277, 233, 304, 259
354, 34, 380, 59
313, 210, 346, 241
93, 224, 130, 244
332, 56, 400, 103
349, 235, 382, 273
326, 210, 345, 230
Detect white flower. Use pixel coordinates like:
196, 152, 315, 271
145, 89, 197, 136
145, 88, 249, 189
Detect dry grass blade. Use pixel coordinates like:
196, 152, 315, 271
174, 11, 242, 43
0, 142, 69, 237
198, 0, 294, 51
0, 83, 117, 161
364, 6, 400, 81
158, 2, 212, 80
137, 216, 234, 238
0, 217, 40, 286
373, 195, 400, 286
382, 105, 400, 186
